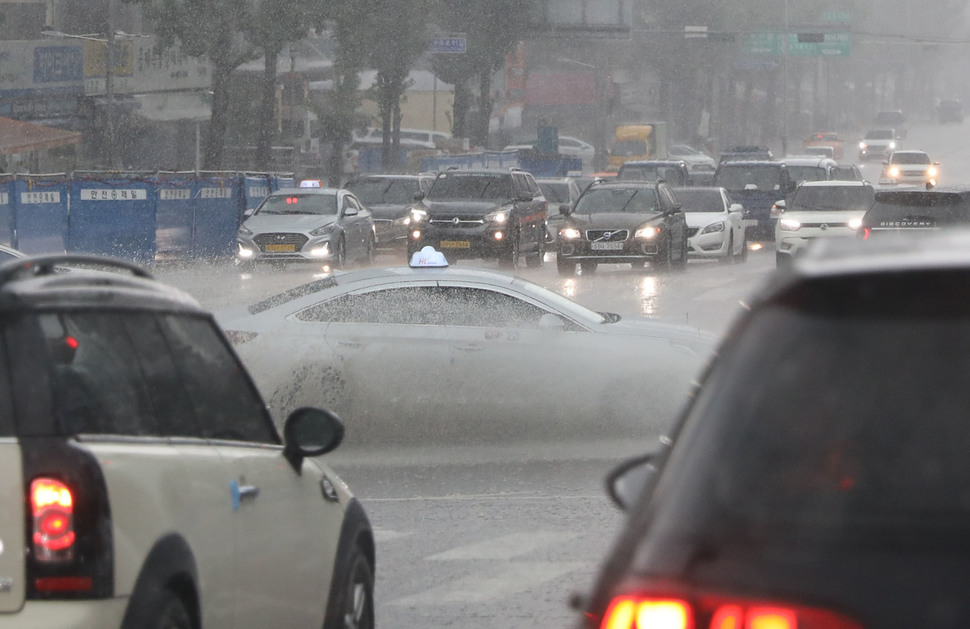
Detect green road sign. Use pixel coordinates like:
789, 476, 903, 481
743, 32, 851, 57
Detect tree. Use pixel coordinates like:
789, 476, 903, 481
126, 0, 259, 170
243, 0, 324, 171
430, 0, 533, 145
368, 0, 434, 172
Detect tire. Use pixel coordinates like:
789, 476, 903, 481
526, 232, 544, 268
719, 233, 734, 265
673, 233, 689, 270
653, 237, 672, 272
333, 237, 347, 270
556, 255, 576, 277
738, 235, 749, 263
144, 589, 192, 629
498, 231, 520, 269
324, 544, 375, 629
360, 235, 375, 266
580, 260, 598, 274
776, 251, 791, 268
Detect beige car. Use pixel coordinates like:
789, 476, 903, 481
0, 255, 373, 629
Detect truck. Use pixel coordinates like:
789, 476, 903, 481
608, 122, 668, 171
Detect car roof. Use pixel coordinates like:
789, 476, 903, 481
797, 180, 872, 188
585, 180, 663, 190
889, 150, 928, 156
272, 187, 342, 195
716, 160, 784, 167
621, 160, 687, 167
782, 156, 837, 166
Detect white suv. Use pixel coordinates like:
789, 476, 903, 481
0, 255, 374, 629
774, 180, 875, 266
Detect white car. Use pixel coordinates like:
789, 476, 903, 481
669, 144, 717, 184
858, 128, 899, 161
504, 135, 594, 166
0, 254, 374, 629
220, 249, 717, 446
673, 186, 747, 262
774, 180, 876, 266
879, 150, 940, 186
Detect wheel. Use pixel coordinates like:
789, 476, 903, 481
360, 234, 375, 266
526, 232, 545, 268
556, 255, 576, 277
738, 234, 749, 263
498, 231, 520, 269
324, 544, 375, 629
333, 237, 347, 269
719, 233, 734, 265
776, 251, 791, 268
673, 233, 689, 270
142, 589, 192, 629
580, 260, 598, 274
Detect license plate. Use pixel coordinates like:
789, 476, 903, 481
440, 240, 471, 249
743, 219, 759, 227
591, 242, 624, 251
264, 244, 295, 252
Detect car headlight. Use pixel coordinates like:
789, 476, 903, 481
928, 166, 938, 177
634, 225, 661, 239
779, 218, 801, 231
560, 227, 581, 240
409, 207, 428, 223
888, 141, 896, 149
238, 224, 253, 236
486, 208, 512, 224
700, 222, 725, 235
888, 166, 900, 177
310, 224, 337, 237
848, 217, 862, 230
859, 142, 868, 150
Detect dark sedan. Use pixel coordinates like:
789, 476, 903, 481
344, 174, 434, 252
555, 180, 688, 276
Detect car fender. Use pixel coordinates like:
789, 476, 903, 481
121, 534, 199, 629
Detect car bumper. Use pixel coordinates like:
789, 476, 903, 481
687, 230, 730, 257
558, 238, 662, 261
408, 224, 515, 260
0, 597, 129, 628
236, 233, 337, 262
776, 230, 856, 256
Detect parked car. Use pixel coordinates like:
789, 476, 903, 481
556, 179, 689, 275
860, 187, 970, 238
878, 149, 940, 186
578, 229, 970, 629
236, 185, 375, 269
0, 254, 374, 629
774, 180, 875, 266
405, 168, 548, 268
221, 249, 716, 446
671, 186, 747, 262
344, 173, 435, 252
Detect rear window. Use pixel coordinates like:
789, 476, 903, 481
787, 165, 827, 183
865, 192, 969, 227
645, 271, 970, 552
791, 185, 874, 211
891, 152, 931, 165
672, 188, 724, 212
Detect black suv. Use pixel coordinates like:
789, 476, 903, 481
0, 255, 374, 629
713, 160, 796, 239
405, 169, 547, 268
556, 180, 688, 276
344, 173, 435, 252
860, 187, 970, 238
578, 230, 970, 629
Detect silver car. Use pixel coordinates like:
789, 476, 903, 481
237, 187, 375, 268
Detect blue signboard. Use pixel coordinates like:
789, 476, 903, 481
430, 36, 467, 54
33, 46, 83, 83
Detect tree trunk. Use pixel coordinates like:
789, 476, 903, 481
452, 80, 471, 138
255, 47, 280, 171
392, 97, 402, 173
204, 59, 232, 170
474, 70, 493, 148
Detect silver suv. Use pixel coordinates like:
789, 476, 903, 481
0, 255, 373, 629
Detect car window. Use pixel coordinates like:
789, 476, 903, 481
574, 188, 659, 214
346, 178, 421, 205
791, 186, 874, 211
672, 188, 724, 212
297, 285, 555, 328
538, 182, 570, 203
866, 192, 969, 226
715, 165, 783, 191
427, 173, 512, 200
787, 166, 827, 183
160, 315, 277, 443
891, 152, 931, 165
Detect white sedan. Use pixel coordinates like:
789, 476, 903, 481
672, 186, 747, 262
220, 250, 716, 445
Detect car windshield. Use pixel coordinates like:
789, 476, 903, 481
345, 178, 421, 205
866, 129, 895, 140
672, 188, 724, 212
866, 193, 968, 226
787, 165, 827, 183
715, 165, 783, 191
791, 186, 874, 211
426, 173, 511, 200
892, 152, 931, 165
574, 188, 659, 214
255, 193, 338, 215
537, 182, 570, 203
617, 165, 686, 184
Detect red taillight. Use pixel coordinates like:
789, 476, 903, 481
30, 478, 76, 561
862, 227, 870, 240
600, 593, 863, 629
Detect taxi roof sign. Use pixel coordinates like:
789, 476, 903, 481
409, 246, 449, 268
299, 179, 322, 188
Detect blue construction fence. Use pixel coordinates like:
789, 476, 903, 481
0, 171, 295, 264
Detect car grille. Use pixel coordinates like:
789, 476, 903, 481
586, 229, 629, 242
373, 218, 394, 234
686, 227, 699, 238
802, 222, 848, 228
430, 216, 486, 228
253, 233, 308, 250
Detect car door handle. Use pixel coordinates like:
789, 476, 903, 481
454, 343, 484, 352
230, 479, 260, 511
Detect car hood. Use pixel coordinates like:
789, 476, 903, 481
365, 203, 409, 219
243, 213, 337, 232
598, 317, 719, 355
567, 212, 663, 230
422, 200, 506, 215
684, 212, 728, 228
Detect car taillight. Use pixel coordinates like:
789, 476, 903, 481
31, 477, 76, 561
862, 227, 870, 240
600, 593, 864, 629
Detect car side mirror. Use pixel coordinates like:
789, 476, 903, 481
538, 313, 566, 329
729, 203, 744, 212
243, 208, 255, 218
343, 205, 358, 216
558, 203, 571, 216
606, 452, 657, 511
283, 407, 345, 471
